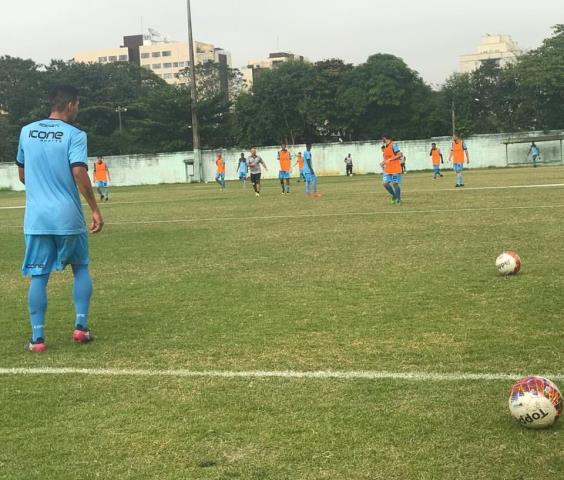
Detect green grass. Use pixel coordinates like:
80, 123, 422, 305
1, 167, 563, 479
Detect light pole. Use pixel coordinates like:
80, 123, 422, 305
451, 98, 480, 137
186, 0, 203, 182
115, 106, 127, 133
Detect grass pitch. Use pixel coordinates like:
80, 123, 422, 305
0, 167, 563, 479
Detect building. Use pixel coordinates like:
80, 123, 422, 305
74, 32, 232, 86
241, 52, 306, 88
460, 35, 522, 73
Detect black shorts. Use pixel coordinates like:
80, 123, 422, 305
251, 173, 261, 184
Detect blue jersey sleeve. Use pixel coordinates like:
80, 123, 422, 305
392, 143, 400, 154
68, 130, 88, 169
16, 131, 25, 167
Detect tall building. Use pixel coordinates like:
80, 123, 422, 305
460, 35, 522, 73
241, 52, 306, 88
74, 32, 232, 86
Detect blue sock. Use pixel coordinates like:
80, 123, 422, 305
72, 265, 93, 330
457, 173, 463, 185
29, 274, 49, 342
393, 185, 401, 202
311, 178, 317, 193
305, 180, 310, 194
383, 184, 395, 197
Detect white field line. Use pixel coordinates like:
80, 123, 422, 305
0, 367, 563, 381
1, 182, 564, 211
1, 203, 564, 229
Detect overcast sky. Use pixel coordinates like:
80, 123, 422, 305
1, 0, 561, 84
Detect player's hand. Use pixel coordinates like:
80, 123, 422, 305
90, 209, 104, 234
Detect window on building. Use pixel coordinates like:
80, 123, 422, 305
152, 64, 162, 69
162, 51, 172, 57
108, 56, 118, 62
152, 52, 161, 58
163, 73, 173, 79
142, 65, 152, 70
173, 62, 179, 68
141, 52, 150, 59
119, 55, 128, 61
163, 63, 172, 69
98, 57, 108, 63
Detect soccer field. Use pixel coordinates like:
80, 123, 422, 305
1, 167, 563, 479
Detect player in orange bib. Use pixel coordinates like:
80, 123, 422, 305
449, 135, 470, 187
278, 144, 292, 194
215, 152, 226, 191
430, 143, 444, 179
93, 155, 110, 201
293, 152, 305, 182
380, 135, 403, 204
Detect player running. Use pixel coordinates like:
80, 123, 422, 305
248, 147, 268, 197
430, 143, 444, 179
294, 152, 305, 182
215, 152, 226, 191
278, 143, 292, 194
237, 152, 248, 187
449, 135, 470, 187
303, 144, 321, 198
93, 155, 110, 201
16, 85, 103, 352
381, 135, 403, 204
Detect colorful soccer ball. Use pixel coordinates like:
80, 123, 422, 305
496, 251, 521, 275
509, 376, 562, 429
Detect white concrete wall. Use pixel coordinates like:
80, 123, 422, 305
1, 131, 562, 191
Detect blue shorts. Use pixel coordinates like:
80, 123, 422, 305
383, 174, 402, 184
215, 173, 225, 180
305, 173, 316, 182
96, 181, 108, 188
453, 163, 464, 173
22, 233, 89, 276
299, 169, 304, 176
433, 165, 441, 171
239, 173, 247, 179
279, 171, 290, 180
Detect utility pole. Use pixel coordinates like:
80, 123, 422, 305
186, 0, 203, 182
115, 106, 127, 133
451, 100, 456, 137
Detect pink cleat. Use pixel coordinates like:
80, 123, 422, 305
73, 328, 95, 343
26, 339, 46, 353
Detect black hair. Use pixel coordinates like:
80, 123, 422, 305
49, 85, 79, 112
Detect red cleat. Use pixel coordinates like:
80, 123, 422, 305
73, 329, 95, 343
26, 340, 46, 353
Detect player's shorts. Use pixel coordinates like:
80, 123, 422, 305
299, 169, 304, 176
453, 163, 464, 173
433, 164, 441, 171
96, 181, 108, 188
239, 173, 247, 179
383, 174, 402, 184
305, 173, 316, 182
22, 233, 89, 277
279, 171, 290, 180
250, 173, 261, 184
215, 173, 225, 180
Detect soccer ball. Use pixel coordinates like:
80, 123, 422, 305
509, 376, 562, 429
496, 251, 521, 275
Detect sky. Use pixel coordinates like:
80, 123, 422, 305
1, 0, 561, 85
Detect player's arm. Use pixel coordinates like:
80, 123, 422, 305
106, 165, 111, 182
16, 133, 25, 184
448, 149, 453, 162
260, 158, 268, 171
464, 145, 470, 164
18, 167, 25, 184
73, 166, 103, 234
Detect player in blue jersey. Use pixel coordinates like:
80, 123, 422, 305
16, 85, 103, 353
237, 153, 248, 187
303, 144, 322, 198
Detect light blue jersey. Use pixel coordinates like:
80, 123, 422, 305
17, 119, 88, 235
303, 150, 313, 175
238, 159, 248, 176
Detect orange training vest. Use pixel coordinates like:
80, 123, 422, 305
431, 148, 441, 165
383, 143, 402, 174
216, 157, 225, 174
94, 162, 109, 181
452, 141, 466, 164
279, 150, 291, 172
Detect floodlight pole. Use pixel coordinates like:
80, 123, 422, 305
186, 0, 203, 182
451, 100, 456, 137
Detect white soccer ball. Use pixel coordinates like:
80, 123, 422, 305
509, 376, 562, 429
496, 251, 521, 275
